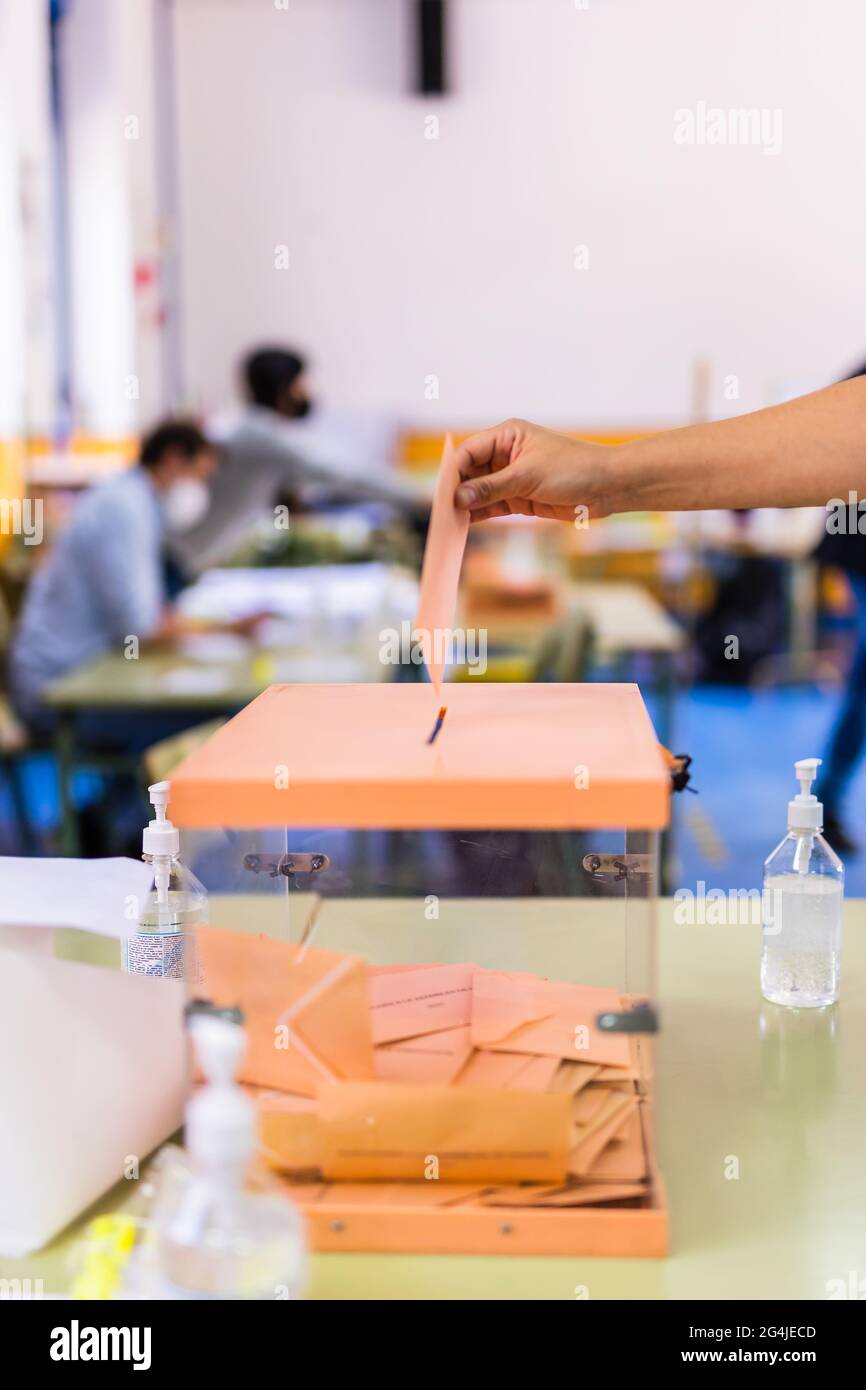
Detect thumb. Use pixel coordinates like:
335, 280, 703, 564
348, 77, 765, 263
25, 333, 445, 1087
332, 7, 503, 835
455, 464, 522, 510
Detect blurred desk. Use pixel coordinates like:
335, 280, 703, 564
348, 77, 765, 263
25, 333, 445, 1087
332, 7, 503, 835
568, 512, 681, 558
463, 577, 682, 660
565, 513, 685, 598
570, 581, 683, 748
44, 563, 417, 854
462, 579, 683, 744
44, 644, 382, 713
569, 581, 684, 665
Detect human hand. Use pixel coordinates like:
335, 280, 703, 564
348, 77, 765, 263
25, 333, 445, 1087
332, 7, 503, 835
452, 418, 616, 523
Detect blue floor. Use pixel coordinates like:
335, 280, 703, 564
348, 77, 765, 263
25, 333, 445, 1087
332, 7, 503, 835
0, 757, 101, 854
3, 684, 865, 894
663, 683, 866, 896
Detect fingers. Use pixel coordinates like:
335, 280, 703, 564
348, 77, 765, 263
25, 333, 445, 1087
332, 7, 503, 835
467, 500, 563, 523
455, 465, 525, 511
453, 420, 521, 481
466, 500, 512, 523
453, 420, 526, 511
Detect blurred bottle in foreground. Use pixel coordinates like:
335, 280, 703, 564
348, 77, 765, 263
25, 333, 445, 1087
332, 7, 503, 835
153, 1007, 306, 1300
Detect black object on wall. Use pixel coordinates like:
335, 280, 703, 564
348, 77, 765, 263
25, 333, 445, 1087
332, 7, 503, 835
416, 0, 446, 94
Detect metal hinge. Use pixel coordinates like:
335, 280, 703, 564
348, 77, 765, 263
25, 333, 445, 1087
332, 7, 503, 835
597, 1002, 659, 1034
243, 852, 330, 880
582, 852, 653, 882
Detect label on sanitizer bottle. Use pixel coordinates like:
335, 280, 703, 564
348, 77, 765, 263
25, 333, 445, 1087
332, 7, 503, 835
123, 931, 188, 979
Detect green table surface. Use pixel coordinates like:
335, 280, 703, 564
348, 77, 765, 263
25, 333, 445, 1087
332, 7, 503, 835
3, 897, 863, 1300
43, 643, 384, 713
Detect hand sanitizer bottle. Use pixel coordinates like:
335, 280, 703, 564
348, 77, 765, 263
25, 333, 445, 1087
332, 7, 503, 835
123, 781, 207, 979
761, 758, 843, 1007
154, 1010, 306, 1300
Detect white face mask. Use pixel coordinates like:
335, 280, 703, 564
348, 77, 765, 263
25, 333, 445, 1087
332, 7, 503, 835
163, 476, 211, 533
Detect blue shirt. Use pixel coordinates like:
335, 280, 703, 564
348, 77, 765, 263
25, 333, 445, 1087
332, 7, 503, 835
10, 467, 167, 718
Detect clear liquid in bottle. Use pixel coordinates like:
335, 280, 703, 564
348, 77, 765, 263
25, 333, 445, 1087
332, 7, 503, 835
761, 871, 842, 1007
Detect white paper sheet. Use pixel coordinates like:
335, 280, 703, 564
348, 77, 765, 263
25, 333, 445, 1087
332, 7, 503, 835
0, 857, 154, 938
177, 562, 395, 623
0, 949, 186, 1256
161, 667, 233, 695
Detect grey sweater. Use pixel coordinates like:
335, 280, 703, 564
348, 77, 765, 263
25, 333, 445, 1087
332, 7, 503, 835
170, 408, 423, 575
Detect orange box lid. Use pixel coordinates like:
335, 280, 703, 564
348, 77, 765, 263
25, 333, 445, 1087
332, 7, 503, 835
168, 682, 669, 830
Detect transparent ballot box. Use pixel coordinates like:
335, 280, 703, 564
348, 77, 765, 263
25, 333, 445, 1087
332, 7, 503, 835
170, 682, 668, 1257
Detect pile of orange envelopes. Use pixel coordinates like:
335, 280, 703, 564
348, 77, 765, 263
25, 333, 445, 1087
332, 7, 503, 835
195, 925, 651, 1210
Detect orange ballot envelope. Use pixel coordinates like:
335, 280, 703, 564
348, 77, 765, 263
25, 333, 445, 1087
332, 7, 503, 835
470, 968, 557, 1044
586, 1109, 648, 1182
317, 1082, 571, 1183
569, 1094, 638, 1177
369, 962, 474, 1044
454, 1048, 559, 1091
413, 433, 470, 692
257, 1091, 323, 1173
196, 926, 374, 1097
470, 971, 631, 1069
374, 1025, 474, 1084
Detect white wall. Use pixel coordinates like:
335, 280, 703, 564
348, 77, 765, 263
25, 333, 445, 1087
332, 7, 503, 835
172, 0, 866, 428
62, 0, 179, 437
62, 0, 138, 437
0, 0, 56, 440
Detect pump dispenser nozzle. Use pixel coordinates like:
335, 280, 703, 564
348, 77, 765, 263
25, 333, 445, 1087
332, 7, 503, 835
142, 781, 180, 911
787, 757, 823, 875
143, 781, 180, 857
788, 758, 822, 832
794, 759, 821, 799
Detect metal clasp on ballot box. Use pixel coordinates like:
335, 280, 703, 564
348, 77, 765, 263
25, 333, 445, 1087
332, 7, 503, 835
581, 852, 654, 883
243, 852, 330, 881
597, 1001, 658, 1035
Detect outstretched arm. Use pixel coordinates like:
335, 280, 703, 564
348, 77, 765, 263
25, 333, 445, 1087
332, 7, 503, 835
452, 379, 866, 522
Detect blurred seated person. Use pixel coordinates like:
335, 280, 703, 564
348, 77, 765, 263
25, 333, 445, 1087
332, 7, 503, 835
9, 419, 229, 753
170, 346, 426, 574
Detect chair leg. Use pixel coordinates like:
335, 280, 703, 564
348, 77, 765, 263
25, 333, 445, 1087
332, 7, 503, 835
2, 754, 39, 854
54, 716, 81, 856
